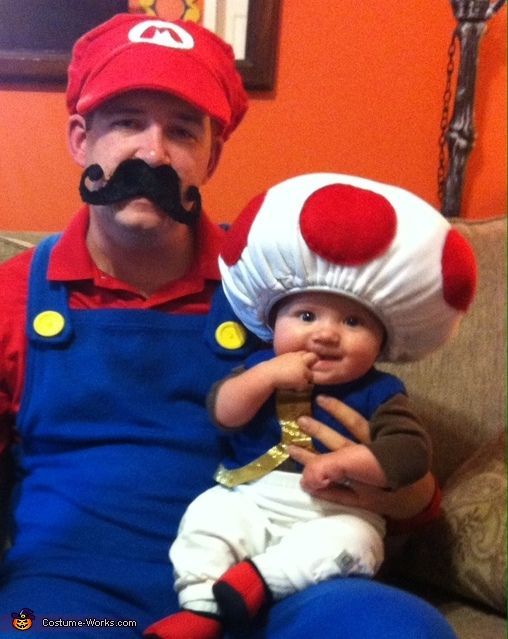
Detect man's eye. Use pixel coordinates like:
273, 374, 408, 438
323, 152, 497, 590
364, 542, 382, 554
168, 126, 195, 140
299, 311, 316, 322
113, 119, 140, 130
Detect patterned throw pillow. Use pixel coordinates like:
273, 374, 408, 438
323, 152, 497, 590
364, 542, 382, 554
403, 431, 506, 613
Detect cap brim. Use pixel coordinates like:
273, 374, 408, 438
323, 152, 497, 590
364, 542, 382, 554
76, 43, 231, 129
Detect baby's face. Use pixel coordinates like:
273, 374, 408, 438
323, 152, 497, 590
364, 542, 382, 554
273, 292, 385, 386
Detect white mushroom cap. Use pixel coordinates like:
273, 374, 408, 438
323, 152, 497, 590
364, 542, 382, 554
219, 173, 477, 362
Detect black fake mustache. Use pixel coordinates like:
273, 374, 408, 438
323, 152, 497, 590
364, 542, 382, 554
79, 159, 201, 226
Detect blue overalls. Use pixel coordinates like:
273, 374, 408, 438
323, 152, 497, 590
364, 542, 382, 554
0, 236, 456, 639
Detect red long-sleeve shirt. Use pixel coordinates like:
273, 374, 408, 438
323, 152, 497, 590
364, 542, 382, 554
0, 206, 225, 449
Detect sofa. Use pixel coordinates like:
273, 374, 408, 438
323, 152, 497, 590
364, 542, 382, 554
0, 215, 506, 638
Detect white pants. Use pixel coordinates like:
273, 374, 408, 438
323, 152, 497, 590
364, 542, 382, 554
170, 471, 386, 615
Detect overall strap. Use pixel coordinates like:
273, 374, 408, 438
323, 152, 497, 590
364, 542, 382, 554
26, 234, 73, 346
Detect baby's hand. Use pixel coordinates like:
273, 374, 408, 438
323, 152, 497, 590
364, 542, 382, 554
290, 443, 388, 493
267, 351, 318, 391
298, 452, 345, 492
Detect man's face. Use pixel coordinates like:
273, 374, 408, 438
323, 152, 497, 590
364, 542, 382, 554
70, 90, 220, 233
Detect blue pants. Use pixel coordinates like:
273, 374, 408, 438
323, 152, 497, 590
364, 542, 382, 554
0, 574, 456, 638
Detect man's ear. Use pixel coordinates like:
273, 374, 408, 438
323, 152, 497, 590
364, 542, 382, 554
68, 114, 88, 168
206, 136, 224, 181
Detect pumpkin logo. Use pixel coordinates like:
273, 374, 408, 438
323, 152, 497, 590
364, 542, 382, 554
11, 608, 35, 631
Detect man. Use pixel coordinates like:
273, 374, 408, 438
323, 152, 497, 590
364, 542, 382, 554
0, 14, 454, 639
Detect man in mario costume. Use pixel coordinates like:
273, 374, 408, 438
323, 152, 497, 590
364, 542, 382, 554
144, 173, 476, 639
0, 13, 461, 639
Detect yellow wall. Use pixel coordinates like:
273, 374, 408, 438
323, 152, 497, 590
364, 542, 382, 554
0, 2, 505, 231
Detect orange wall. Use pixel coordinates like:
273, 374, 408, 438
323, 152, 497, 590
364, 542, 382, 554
0, 1, 505, 231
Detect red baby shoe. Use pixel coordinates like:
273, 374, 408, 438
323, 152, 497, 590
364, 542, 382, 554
213, 559, 272, 628
143, 609, 223, 639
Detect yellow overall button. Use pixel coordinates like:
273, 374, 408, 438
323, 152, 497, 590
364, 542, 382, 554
215, 321, 247, 350
33, 310, 65, 338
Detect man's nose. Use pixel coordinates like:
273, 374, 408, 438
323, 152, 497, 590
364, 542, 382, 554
137, 126, 170, 166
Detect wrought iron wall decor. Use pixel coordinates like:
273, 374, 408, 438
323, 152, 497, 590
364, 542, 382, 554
438, 0, 506, 217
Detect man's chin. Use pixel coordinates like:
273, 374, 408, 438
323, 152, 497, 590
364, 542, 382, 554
105, 199, 174, 233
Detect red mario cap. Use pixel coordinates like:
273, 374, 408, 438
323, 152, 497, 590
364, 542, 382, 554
66, 13, 248, 140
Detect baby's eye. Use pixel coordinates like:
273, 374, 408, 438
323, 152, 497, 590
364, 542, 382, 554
344, 315, 362, 327
299, 311, 316, 322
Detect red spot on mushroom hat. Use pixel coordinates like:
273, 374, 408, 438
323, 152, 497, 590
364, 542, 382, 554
220, 173, 477, 362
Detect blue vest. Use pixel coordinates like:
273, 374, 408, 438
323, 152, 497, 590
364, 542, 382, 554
220, 348, 405, 471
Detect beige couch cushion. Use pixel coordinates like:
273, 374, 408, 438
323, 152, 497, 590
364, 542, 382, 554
404, 431, 506, 613
381, 217, 506, 484
0, 232, 47, 262
381, 217, 507, 617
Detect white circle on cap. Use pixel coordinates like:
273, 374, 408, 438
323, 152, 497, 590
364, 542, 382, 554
128, 20, 195, 49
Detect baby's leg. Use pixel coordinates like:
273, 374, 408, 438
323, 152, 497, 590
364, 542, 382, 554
252, 513, 385, 600
170, 485, 270, 615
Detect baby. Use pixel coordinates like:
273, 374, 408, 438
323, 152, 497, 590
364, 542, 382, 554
144, 173, 477, 639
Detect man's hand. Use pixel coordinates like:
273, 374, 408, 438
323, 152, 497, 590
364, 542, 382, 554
289, 394, 437, 521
